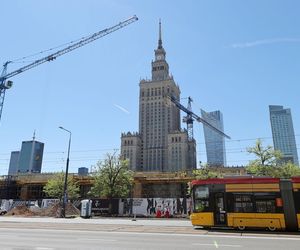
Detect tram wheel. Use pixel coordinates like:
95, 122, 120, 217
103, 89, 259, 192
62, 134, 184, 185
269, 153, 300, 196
268, 226, 276, 231
237, 225, 246, 231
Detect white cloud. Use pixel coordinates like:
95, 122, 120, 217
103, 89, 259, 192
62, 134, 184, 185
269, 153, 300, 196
114, 104, 130, 114
231, 38, 300, 48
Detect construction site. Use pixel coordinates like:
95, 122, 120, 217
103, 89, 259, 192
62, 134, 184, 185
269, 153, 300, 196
0, 16, 246, 217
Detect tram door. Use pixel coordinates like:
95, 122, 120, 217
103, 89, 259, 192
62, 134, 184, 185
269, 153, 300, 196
214, 193, 227, 226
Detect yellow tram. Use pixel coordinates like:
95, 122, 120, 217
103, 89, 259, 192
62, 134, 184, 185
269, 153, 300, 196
190, 177, 300, 231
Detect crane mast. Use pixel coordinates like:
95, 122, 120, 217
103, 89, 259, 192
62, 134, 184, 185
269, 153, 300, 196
168, 94, 231, 139
182, 96, 194, 141
0, 15, 138, 123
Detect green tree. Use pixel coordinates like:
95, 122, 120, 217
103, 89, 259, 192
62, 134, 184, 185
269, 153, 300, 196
43, 172, 80, 200
89, 154, 133, 214
247, 139, 282, 167
246, 139, 300, 178
246, 139, 281, 177
193, 165, 222, 180
268, 162, 300, 178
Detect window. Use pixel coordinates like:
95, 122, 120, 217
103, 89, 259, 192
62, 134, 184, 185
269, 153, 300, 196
256, 200, 276, 213
234, 194, 253, 213
194, 186, 209, 212
195, 186, 209, 199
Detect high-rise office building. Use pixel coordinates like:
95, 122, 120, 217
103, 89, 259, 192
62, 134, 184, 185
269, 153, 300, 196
78, 167, 89, 176
8, 151, 20, 175
121, 21, 196, 172
18, 137, 44, 173
269, 105, 298, 165
201, 110, 226, 166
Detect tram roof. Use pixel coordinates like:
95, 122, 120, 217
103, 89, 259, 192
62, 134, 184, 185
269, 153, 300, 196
191, 177, 281, 186
291, 177, 300, 183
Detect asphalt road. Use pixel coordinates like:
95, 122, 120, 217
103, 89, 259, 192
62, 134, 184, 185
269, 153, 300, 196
0, 217, 299, 250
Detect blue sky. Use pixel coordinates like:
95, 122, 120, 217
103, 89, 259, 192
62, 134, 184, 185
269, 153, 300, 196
0, 0, 299, 174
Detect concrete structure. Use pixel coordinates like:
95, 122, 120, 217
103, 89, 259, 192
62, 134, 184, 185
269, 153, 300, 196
121, 21, 196, 172
8, 151, 20, 175
269, 105, 298, 165
18, 138, 44, 173
201, 110, 226, 166
167, 131, 196, 172
0, 166, 246, 200
121, 132, 142, 171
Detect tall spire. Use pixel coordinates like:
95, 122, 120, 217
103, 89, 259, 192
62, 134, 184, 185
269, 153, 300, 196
158, 19, 162, 49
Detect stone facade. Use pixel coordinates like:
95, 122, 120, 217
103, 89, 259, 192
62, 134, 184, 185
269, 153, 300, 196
121, 21, 196, 172
120, 132, 141, 171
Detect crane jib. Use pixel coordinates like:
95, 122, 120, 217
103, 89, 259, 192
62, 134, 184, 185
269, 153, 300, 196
167, 94, 231, 139
0, 15, 138, 123
2, 15, 138, 81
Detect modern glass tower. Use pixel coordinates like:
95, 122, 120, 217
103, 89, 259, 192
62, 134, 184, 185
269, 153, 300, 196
201, 110, 226, 166
269, 105, 298, 165
8, 151, 20, 175
18, 138, 44, 173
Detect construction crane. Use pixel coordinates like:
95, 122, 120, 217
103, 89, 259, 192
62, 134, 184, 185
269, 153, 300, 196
167, 94, 231, 140
0, 15, 138, 123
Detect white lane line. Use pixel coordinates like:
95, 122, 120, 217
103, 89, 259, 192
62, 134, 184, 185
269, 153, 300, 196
79, 238, 117, 242
1, 228, 300, 241
97, 231, 300, 241
192, 243, 215, 247
214, 240, 219, 248
35, 248, 54, 250
192, 243, 242, 248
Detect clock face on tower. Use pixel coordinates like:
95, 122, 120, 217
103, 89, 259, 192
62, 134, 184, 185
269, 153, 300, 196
156, 55, 163, 60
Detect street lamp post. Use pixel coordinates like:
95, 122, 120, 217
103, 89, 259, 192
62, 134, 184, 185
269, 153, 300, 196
59, 126, 72, 218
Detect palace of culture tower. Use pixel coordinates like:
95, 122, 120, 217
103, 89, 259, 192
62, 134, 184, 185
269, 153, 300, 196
121, 21, 196, 172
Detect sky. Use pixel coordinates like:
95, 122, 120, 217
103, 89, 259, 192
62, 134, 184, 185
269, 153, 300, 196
0, 0, 300, 175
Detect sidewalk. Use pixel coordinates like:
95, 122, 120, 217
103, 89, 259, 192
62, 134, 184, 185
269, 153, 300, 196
0, 216, 192, 227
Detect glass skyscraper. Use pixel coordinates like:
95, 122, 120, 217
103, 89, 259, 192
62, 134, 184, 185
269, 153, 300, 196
201, 110, 226, 166
18, 139, 44, 173
269, 105, 298, 165
8, 151, 20, 175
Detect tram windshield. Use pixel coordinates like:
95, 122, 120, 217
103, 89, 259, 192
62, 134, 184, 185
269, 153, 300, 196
193, 185, 210, 212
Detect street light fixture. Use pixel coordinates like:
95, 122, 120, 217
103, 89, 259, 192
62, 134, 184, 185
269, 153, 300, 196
59, 126, 72, 218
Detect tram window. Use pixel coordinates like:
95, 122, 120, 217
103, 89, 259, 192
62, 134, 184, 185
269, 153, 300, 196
194, 186, 209, 199
234, 194, 253, 213
193, 186, 209, 212
255, 200, 276, 213
194, 200, 209, 212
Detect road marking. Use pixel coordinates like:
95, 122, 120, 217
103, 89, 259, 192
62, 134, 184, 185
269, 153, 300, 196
2, 228, 300, 241
192, 243, 242, 248
96, 231, 300, 241
214, 240, 219, 248
79, 238, 117, 242
35, 248, 54, 250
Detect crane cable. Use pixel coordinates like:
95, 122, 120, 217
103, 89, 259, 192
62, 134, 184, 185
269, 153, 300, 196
9, 35, 90, 64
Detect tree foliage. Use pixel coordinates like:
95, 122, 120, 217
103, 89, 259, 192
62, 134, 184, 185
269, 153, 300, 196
193, 165, 223, 180
89, 154, 133, 200
247, 139, 282, 167
43, 172, 80, 200
246, 139, 300, 178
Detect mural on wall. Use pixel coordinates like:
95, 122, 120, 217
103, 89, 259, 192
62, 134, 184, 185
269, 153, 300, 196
119, 198, 191, 217
1, 198, 192, 217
